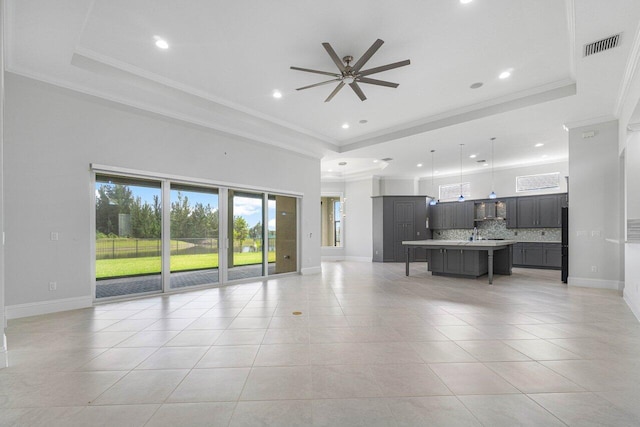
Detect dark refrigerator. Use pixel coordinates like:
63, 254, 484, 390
561, 206, 569, 283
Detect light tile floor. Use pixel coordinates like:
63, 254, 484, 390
2, 262, 640, 426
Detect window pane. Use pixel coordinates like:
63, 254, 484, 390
321, 196, 342, 247
170, 185, 219, 289
95, 176, 162, 299
228, 191, 264, 281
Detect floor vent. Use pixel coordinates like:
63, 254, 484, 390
584, 34, 620, 57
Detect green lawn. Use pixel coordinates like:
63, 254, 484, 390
96, 251, 275, 279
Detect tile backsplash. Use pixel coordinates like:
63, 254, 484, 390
433, 219, 561, 242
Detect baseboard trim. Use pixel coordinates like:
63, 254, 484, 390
344, 256, 372, 262
6, 296, 93, 319
623, 293, 640, 322
567, 276, 624, 291
321, 256, 345, 262
300, 266, 322, 276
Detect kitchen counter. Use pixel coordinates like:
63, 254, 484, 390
402, 239, 515, 284
404, 239, 517, 247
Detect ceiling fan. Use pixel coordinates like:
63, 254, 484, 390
290, 39, 410, 102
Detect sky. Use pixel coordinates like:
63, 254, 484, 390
96, 183, 276, 230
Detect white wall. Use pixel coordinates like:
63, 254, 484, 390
1, 0, 7, 362
3, 73, 321, 313
567, 120, 623, 290
344, 178, 373, 261
624, 130, 640, 317
418, 160, 568, 200
379, 178, 418, 196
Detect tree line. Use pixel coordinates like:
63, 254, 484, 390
96, 184, 261, 246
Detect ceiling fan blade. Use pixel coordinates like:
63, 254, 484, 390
324, 82, 345, 102
357, 77, 399, 88
349, 82, 367, 101
358, 59, 411, 77
322, 43, 346, 72
290, 66, 340, 77
296, 79, 341, 91
351, 39, 385, 73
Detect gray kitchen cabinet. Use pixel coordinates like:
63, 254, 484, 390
429, 248, 445, 273
543, 243, 562, 268
506, 198, 517, 228
513, 242, 561, 269
429, 201, 474, 230
512, 243, 524, 265
430, 203, 444, 229
516, 195, 563, 228
454, 202, 474, 229
427, 247, 489, 277
372, 196, 430, 262
516, 198, 537, 227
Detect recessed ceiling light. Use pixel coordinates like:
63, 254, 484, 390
535, 143, 544, 147
359, 119, 368, 124
470, 82, 483, 89
469, 154, 477, 158
154, 37, 169, 50
483, 163, 489, 166
272, 90, 282, 99
341, 123, 350, 129
499, 70, 512, 79
373, 159, 379, 163
328, 169, 333, 172
417, 163, 423, 167
562, 124, 569, 132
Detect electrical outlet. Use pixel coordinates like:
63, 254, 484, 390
591, 265, 598, 272
50, 232, 59, 241
49, 281, 57, 291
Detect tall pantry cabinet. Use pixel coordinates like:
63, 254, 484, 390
372, 196, 431, 262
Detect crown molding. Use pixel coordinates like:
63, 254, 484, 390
563, 115, 617, 130
6, 67, 329, 160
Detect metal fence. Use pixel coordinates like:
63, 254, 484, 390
96, 238, 219, 260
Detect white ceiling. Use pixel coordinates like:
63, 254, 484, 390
6, 0, 640, 180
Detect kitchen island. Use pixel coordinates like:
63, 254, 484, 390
402, 240, 516, 284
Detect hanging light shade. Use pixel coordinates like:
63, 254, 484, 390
458, 144, 465, 202
488, 137, 497, 199
429, 149, 437, 205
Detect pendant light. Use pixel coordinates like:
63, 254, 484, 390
489, 137, 497, 199
458, 144, 465, 202
429, 149, 438, 205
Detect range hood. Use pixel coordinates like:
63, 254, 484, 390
474, 202, 506, 221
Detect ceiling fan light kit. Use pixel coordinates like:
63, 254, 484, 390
291, 39, 410, 102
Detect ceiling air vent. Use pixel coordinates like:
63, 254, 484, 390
381, 157, 393, 162
584, 34, 620, 57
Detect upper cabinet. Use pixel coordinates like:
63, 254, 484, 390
516, 194, 564, 228
430, 201, 474, 230
429, 194, 566, 230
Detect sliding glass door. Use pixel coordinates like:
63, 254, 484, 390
94, 171, 300, 299
228, 191, 265, 281
95, 175, 162, 299
169, 184, 219, 289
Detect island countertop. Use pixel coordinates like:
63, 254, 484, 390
402, 239, 517, 247
401, 239, 516, 284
